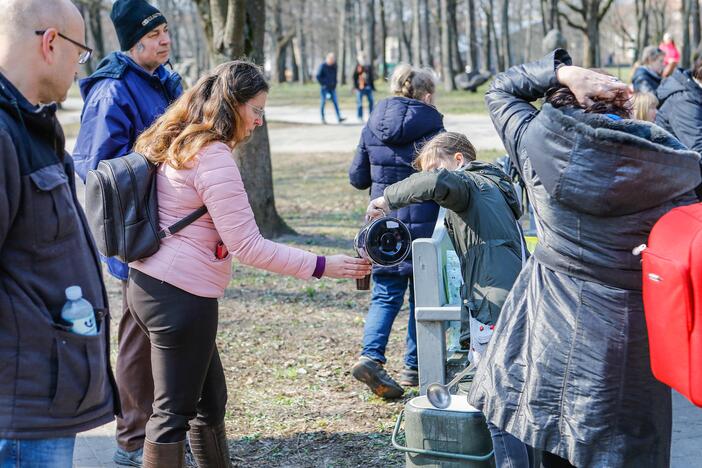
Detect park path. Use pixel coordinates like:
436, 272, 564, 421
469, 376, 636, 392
59, 100, 505, 154
57, 102, 702, 466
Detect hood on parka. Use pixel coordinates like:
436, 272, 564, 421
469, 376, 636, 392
525, 103, 701, 217
367, 96, 444, 146
656, 68, 702, 105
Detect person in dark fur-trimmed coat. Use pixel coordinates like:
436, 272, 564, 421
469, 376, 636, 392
470, 50, 702, 467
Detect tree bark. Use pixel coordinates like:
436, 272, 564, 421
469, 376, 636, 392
448, 0, 464, 73
560, 0, 615, 68
501, 0, 512, 68
440, 0, 455, 89
682, 0, 692, 68
466, 0, 479, 71
338, 0, 349, 84
397, 0, 413, 63
693, 0, 702, 53
292, 0, 309, 84
365, 0, 376, 66
420, 0, 432, 66
412, 0, 422, 66
379, 0, 388, 78
194, 0, 293, 237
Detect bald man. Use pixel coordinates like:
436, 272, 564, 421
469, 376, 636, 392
0, 0, 115, 465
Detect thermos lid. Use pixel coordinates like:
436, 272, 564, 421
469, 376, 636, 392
354, 217, 412, 266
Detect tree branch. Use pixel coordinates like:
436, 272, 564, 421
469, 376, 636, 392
561, 0, 586, 16
598, 0, 617, 21
558, 10, 586, 31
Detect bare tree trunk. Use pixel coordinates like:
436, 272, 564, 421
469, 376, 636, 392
483, 1, 493, 70
338, 0, 349, 84
560, 0, 615, 68
365, 0, 377, 66
693, 0, 701, 57
440, 0, 455, 89
501, 0, 512, 68
466, 0, 479, 70
292, 0, 309, 84
448, 0, 464, 73
397, 0, 413, 63
420, 0, 432, 66
412, 0, 422, 65
379, 0, 388, 78
682, 0, 692, 68
194, 0, 293, 237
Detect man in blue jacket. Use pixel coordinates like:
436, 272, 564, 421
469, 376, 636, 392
72, 0, 182, 465
316, 53, 346, 124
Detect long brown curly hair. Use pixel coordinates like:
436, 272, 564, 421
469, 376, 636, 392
134, 60, 269, 169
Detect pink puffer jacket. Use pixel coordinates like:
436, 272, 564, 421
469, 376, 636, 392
130, 141, 317, 298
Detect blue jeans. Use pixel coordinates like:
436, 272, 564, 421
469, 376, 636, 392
320, 87, 342, 121
361, 273, 417, 369
356, 87, 374, 119
487, 422, 532, 468
0, 437, 76, 468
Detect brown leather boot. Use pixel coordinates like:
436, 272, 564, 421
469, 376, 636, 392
142, 438, 185, 468
188, 422, 232, 468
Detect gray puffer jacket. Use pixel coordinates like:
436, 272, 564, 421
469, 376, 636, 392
469, 50, 701, 467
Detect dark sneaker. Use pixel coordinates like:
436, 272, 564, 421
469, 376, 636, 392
399, 367, 419, 387
113, 447, 143, 467
351, 357, 404, 399
338, 116, 347, 123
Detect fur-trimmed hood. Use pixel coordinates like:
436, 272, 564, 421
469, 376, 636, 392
524, 103, 701, 216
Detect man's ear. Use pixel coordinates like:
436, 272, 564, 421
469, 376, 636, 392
39, 29, 58, 65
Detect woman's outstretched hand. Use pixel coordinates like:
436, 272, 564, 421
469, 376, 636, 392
323, 255, 372, 279
556, 65, 631, 107
365, 196, 389, 221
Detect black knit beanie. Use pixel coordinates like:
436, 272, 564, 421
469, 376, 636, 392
110, 0, 167, 51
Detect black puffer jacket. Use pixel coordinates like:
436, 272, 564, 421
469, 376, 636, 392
656, 68, 702, 152
470, 50, 701, 467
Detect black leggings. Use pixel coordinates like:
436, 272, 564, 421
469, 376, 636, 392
127, 269, 227, 443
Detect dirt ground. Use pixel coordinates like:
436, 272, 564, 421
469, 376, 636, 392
101, 150, 427, 467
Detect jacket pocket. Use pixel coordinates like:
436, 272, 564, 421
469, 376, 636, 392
29, 164, 79, 244
49, 315, 109, 417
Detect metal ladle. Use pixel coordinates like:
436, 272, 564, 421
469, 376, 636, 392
426, 364, 475, 409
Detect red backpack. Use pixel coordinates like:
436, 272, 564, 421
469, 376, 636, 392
639, 203, 702, 406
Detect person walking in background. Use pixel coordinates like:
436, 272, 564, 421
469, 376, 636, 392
72, 0, 182, 465
348, 64, 443, 398
353, 52, 375, 121
659, 32, 680, 77
127, 60, 371, 466
471, 49, 700, 467
631, 46, 665, 93
0, 0, 116, 465
656, 54, 702, 153
316, 53, 346, 124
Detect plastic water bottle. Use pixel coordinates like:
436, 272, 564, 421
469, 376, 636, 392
61, 286, 98, 336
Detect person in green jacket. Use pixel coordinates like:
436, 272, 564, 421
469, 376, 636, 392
366, 131, 531, 466
367, 131, 525, 362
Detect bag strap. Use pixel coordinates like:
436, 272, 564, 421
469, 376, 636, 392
157, 205, 208, 239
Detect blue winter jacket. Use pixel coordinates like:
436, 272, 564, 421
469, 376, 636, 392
349, 96, 443, 276
73, 52, 183, 280
316, 62, 338, 90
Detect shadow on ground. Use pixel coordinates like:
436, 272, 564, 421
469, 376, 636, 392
229, 431, 403, 467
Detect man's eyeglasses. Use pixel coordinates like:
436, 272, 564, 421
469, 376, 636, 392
35, 30, 93, 64
246, 102, 265, 119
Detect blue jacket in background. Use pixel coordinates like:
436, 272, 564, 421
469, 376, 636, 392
73, 52, 183, 280
349, 96, 444, 276
656, 68, 702, 153
631, 66, 662, 93
316, 62, 338, 90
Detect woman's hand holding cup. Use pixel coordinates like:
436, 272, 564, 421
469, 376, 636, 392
323, 255, 372, 279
